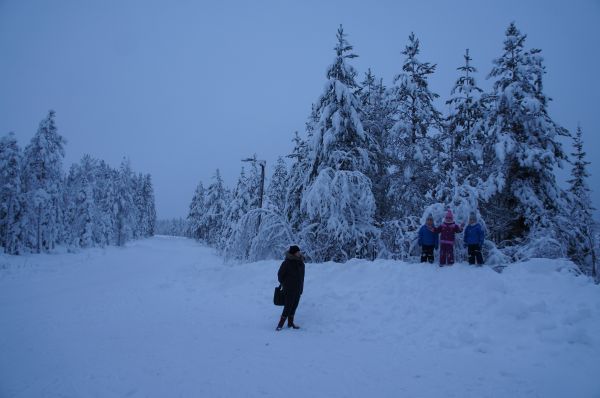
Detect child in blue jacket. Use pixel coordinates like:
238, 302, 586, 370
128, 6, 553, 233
418, 214, 439, 263
464, 212, 485, 265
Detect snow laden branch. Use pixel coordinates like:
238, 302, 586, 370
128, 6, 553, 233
301, 168, 378, 262
224, 208, 295, 263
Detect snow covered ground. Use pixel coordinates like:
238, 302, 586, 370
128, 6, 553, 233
1, 236, 599, 398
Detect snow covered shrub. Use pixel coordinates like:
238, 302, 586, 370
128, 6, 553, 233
224, 208, 294, 263
301, 168, 379, 262
512, 227, 566, 262
378, 217, 420, 260
482, 240, 510, 265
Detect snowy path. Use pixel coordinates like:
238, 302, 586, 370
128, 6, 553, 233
1, 236, 599, 398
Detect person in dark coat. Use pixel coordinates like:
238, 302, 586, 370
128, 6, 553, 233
276, 245, 305, 331
418, 214, 439, 263
464, 212, 485, 265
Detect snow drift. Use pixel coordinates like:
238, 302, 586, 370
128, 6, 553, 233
1, 236, 599, 398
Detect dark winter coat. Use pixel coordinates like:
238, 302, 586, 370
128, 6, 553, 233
418, 225, 439, 247
464, 223, 485, 246
278, 252, 305, 295
432, 222, 463, 245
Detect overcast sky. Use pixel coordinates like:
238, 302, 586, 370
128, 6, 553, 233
1, 0, 598, 219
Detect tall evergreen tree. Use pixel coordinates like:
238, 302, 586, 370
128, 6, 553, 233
266, 156, 288, 215
141, 174, 156, 237
74, 174, 95, 247
301, 25, 379, 262
481, 23, 568, 247
221, 167, 255, 251
115, 158, 135, 246
439, 49, 485, 193
0, 132, 24, 254
284, 129, 310, 234
131, 173, 145, 239
566, 125, 597, 276
187, 181, 206, 240
22, 110, 67, 252
430, 49, 488, 230
64, 156, 98, 248
201, 169, 227, 246
387, 32, 443, 220
359, 69, 394, 222
94, 160, 118, 246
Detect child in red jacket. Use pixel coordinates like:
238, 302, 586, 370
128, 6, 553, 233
430, 210, 463, 266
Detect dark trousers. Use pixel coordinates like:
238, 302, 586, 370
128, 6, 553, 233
281, 292, 300, 317
467, 244, 484, 265
420, 245, 435, 263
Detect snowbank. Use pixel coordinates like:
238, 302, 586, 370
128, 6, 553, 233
1, 236, 599, 398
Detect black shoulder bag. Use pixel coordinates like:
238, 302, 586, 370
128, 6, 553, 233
273, 285, 284, 306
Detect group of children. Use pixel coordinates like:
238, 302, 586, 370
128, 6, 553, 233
417, 210, 485, 266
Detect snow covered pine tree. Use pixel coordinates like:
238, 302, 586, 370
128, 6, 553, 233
301, 25, 379, 262
381, 33, 443, 259
0, 132, 24, 254
481, 23, 569, 259
187, 181, 207, 241
21, 110, 67, 253
566, 125, 597, 278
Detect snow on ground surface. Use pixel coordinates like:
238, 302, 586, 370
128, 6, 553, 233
1, 235, 599, 398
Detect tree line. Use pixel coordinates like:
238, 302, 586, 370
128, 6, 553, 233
179, 23, 594, 277
0, 111, 156, 254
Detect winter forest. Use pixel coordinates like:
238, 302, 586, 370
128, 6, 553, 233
0, 111, 156, 254
1, 23, 597, 279
181, 23, 598, 278
3, 8, 600, 396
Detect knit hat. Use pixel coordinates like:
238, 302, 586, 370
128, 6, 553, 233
289, 245, 301, 254
426, 213, 434, 221
444, 209, 454, 222
469, 212, 477, 221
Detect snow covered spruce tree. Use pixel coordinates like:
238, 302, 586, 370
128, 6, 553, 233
284, 128, 311, 235
139, 174, 156, 237
200, 169, 228, 246
114, 158, 137, 246
566, 125, 597, 278
429, 49, 488, 263
388, 33, 443, 217
0, 132, 24, 254
220, 165, 259, 252
359, 69, 394, 223
64, 155, 98, 248
301, 25, 379, 262
381, 33, 443, 258
129, 172, 156, 239
265, 156, 288, 215
21, 110, 67, 253
436, 49, 486, 203
94, 160, 119, 246
481, 23, 569, 257
187, 181, 206, 240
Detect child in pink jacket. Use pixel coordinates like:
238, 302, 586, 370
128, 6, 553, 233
430, 210, 463, 266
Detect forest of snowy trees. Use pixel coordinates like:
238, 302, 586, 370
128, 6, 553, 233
0, 110, 156, 254
186, 23, 597, 278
